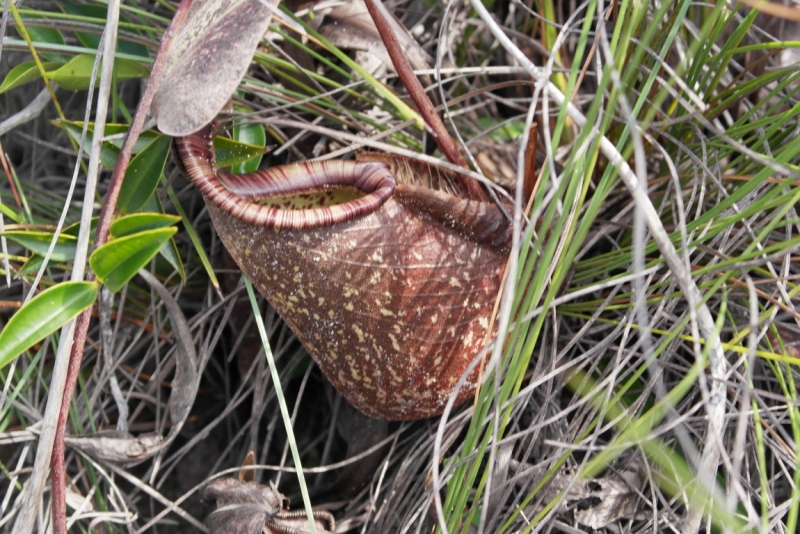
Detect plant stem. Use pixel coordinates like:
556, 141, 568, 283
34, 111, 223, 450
363, 0, 486, 202
49, 2, 193, 532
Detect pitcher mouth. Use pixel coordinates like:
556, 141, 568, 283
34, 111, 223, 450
249, 186, 365, 210
175, 125, 396, 230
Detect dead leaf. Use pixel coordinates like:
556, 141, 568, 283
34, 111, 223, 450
65, 431, 164, 464
779, 22, 800, 67
767, 321, 800, 359
153, 0, 279, 136
204, 478, 283, 534
541, 470, 643, 529
137, 269, 197, 425
317, 0, 433, 78
476, 151, 516, 188
203, 478, 335, 534
239, 450, 257, 482
65, 486, 94, 513
573, 472, 642, 529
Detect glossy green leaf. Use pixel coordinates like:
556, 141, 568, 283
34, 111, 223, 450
214, 136, 267, 168
110, 213, 180, 239
62, 216, 99, 238
0, 60, 62, 94
167, 187, 218, 296
45, 54, 149, 91
0, 203, 22, 224
24, 20, 72, 63
90, 228, 177, 293
55, 121, 159, 169
161, 239, 185, 282
0, 281, 98, 369
232, 120, 266, 173
117, 135, 173, 214
61, 0, 150, 59
15, 255, 45, 278
142, 194, 185, 282
59, 121, 160, 151
0, 231, 77, 262
58, 121, 119, 170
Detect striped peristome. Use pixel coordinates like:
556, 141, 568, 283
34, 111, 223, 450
174, 124, 511, 420
175, 125, 396, 229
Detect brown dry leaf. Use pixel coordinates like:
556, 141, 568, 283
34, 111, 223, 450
203, 478, 335, 534
766, 321, 800, 359
239, 450, 257, 482
738, 0, 800, 22
153, 0, 279, 136
573, 471, 642, 529
780, 22, 800, 67
65, 487, 94, 514
204, 478, 283, 534
64, 432, 164, 464
476, 151, 516, 188
137, 269, 197, 425
317, 0, 432, 76
542, 470, 643, 529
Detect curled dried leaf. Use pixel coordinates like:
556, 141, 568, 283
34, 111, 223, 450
204, 478, 335, 534
539, 469, 643, 529
317, 0, 432, 76
65, 432, 164, 465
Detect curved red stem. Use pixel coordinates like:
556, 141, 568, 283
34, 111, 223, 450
50, 2, 194, 532
362, 0, 487, 203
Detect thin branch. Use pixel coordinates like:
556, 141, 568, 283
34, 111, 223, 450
41, 2, 194, 533
49, 1, 121, 530
0, 87, 51, 137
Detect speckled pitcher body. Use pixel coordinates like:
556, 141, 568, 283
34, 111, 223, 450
176, 126, 509, 419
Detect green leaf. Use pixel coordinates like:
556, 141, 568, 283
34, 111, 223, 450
214, 136, 267, 168
160, 236, 186, 283
117, 135, 173, 214
167, 187, 219, 296
57, 121, 119, 170
110, 213, 180, 239
90, 228, 177, 293
24, 20, 71, 63
0, 231, 77, 262
0, 202, 23, 224
0, 281, 98, 369
0, 60, 62, 94
15, 255, 45, 278
62, 216, 99, 238
45, 54, 149, 91
61, 0, 150, 59
232, 121, 266, 173
59, 121, 160, 151
142, 194, 185, 282
55, 121, 159, 170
